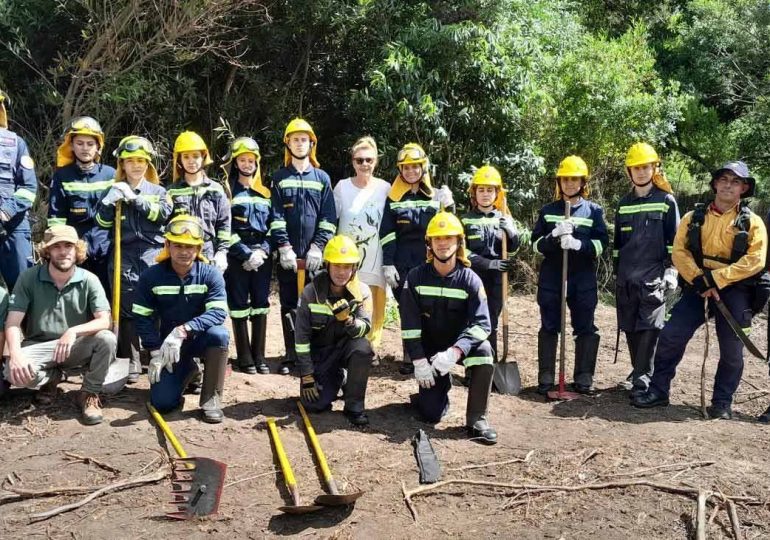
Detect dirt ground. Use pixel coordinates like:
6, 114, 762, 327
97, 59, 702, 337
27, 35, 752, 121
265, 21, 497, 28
1, 293, 769, 539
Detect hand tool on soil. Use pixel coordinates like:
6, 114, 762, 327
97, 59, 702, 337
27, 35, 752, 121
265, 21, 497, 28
111, 201, 122, 335
146, 403, 227, 519
493, 193, 521, 395
297, 258, 306, 298
712, 297, 765, 360
412, 428, 441, 484
266, 417, 323, 514
548, 200, 581, 401
296, 402, 365, 506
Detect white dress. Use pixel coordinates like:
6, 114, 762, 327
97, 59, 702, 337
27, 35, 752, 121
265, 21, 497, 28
333, 177, 391, 289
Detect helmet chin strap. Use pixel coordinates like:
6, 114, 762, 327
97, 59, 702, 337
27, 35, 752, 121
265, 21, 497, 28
287, 141, 312, 161
432, 245, 458, 264
632, 178, 653, 187
236, 165, 255, 178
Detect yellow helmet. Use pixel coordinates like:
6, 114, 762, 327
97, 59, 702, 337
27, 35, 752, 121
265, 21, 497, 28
0, 90, 8, 129
172, 131, 213, 181
470, 165, 503, 187
556, 155, 589, 178
113, 136, 160, 184
323, 235, 361, 264
625, 142, 659, 168
397, 143, 428, 167
164, 214, 204, 246
426, 211, 465, 238
56, 116, 105, 168
283, 118, 319, 167
221, 136, 268, 198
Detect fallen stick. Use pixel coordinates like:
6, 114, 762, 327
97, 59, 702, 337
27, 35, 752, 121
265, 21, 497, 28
64, 452, 121, 475
27, 467, 169, 523
726, 499, 742, 540
601, 460, 715, 479
696, 489, 707, 540
3, 483, 102, 499
447, 451, 534, 472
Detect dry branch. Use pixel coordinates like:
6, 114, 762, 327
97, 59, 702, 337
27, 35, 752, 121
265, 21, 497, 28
696, 490, 707, 540
726, 499, 742, 540
447, 450, 534, 472
601, 460, 715, 479
64, 452, 121, 475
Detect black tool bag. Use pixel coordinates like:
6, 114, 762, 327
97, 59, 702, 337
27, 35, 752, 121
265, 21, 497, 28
412, 429, 441, 484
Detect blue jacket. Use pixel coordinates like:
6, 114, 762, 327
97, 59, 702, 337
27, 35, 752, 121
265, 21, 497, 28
269, 165, 336, 256
229, 182, 271, 261
462, 208, 520, 284
132, 260, 228, 350
399, 262, 492, 363
379, 191, 440, 270
531, 198, 609, 292
0, 128, 37, 234
167, 177, 231, 256
48, 162, 115, 259
95, 180, 172, 246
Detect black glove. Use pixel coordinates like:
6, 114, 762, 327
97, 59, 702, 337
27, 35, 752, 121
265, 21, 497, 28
488, 258, 513, 272
693, 270, 716, 295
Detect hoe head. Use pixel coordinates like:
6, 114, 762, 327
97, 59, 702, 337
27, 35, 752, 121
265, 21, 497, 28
167, 457, 227, 520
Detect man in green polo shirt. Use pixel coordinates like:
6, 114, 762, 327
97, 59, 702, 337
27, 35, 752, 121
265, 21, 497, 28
3, 225, 116, 425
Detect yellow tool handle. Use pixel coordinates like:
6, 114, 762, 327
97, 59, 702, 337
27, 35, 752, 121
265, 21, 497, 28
267, 418, 297, 489
147, 403, 188, 458
111, 201, 122, 333
297, 402, 334, 488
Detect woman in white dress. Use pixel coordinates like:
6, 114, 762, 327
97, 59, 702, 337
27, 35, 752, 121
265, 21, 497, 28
333, 137, 391, 350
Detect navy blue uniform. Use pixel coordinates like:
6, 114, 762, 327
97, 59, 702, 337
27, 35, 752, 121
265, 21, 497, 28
0, 128, 37, 290
167, 177, 231, 260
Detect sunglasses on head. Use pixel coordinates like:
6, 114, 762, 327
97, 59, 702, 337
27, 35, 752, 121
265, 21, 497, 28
168, 219, 204, 239
354, 157, 374, 165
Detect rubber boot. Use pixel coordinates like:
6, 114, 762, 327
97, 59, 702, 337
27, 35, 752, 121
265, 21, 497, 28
630, 329, 659, 398
251, 314, 270, 375
118, 319, 142, 384
279, 307, 296, 375
537, 330, 558, 395
231, 318, 256, 374
342, 349, 373, 426
200, 347, 227, 424
466, 363, 497, 445
573, 333, 600, 394
398, 343, 414, 375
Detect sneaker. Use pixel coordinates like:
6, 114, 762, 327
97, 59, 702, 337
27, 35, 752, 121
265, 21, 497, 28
76, 391, 103, 425
35, 369, 63, 405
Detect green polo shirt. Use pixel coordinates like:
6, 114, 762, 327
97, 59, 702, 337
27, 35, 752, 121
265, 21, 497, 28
9, 264, 110, 343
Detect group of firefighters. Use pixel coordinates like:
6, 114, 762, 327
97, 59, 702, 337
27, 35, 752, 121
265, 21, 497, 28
0, 87, 769, 443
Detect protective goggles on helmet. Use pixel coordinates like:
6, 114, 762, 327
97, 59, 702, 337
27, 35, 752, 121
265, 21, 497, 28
231, 137, 259, 154
397, 147, 426, 164
167, 218, 204, 240
68, 116, 102, 134
114, 137, 156, 157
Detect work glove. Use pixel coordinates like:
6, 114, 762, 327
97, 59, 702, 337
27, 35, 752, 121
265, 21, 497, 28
345, 317, 368, 338
383, 265, 400, 290
278, 245, 298, 272
113, 182, 137, 202
101, 186, 126, 206
242, 249, 267, 271
430, 348, 458, 376
331, 298, 351, 322
488, 258, 513, 272
413, 358, 435, 389
300, 374, 321, 402
436, 185, 454, 208
159, 326, 185, 370
500, 215, 517, 239
305, 243, 323, 272
663, 267, 678, 291
560, 234, 581, 251
551, 220, 574, 238
213, 251, 228, 272
147, 349, 173, 385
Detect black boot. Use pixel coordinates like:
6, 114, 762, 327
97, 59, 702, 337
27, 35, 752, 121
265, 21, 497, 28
251, 314, 270, 375
200, 347, 227, 423
342, 349, 373, 426
232, 318, 256, 375
280, 307, 297, 375
573, 334, 600, 394
466, 364, 496, 444
537, 330, 558, 395
630, 330, 659, 398
398, 343, 414, 375
118, 319, 142, 384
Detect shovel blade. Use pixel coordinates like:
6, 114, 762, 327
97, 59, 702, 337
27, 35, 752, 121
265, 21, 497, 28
314, 490, 365, 507
492, 361, 521, 395
166, 457, 227, 519
546, 388, 581, 401
278, 504, 324, 514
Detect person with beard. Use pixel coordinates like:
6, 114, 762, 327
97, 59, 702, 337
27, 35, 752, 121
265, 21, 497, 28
1, 225, 117, 425
270, 118, 337, 375
531, 156, 609, 395
221, 137, 272, 375
132, 215, 229, 423
379, 143, 454, 374
613, 143, 680, 399
0, 90, 38, 292
95, 136, 172, 384
48, 117, 115, 293
399, 211, 497, 444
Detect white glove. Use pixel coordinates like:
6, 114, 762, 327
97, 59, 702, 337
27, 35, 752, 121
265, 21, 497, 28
278, 245, 298, 272
436, 185, 454, 208
500, 215, 517, 239
305, 243, 323, 272
560, 234, 581, 251
101, 186, 125, 206
552, 220, 574, 237
148, 349, 173, 385
413, 358, 435, 389
430, 348, 459, 376
113, 182, 137, 202
383, 265, 400, 289
663, 267, 679, 291
242, 249, 267, 271
214, 251, 228, 272
159, 326, 185, 370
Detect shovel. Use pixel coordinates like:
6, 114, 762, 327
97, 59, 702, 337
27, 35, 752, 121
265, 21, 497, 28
266, 417, 323, 514
296, 402, 365, 506
492, 194, 521, 395
548, 200, 581, 401
111, 201, 122, 335
297, 259, 306, 298
147, 403, 227, 519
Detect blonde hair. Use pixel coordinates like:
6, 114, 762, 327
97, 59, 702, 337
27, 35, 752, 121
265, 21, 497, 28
36, 239, 88, 265
350, 136, 378, 158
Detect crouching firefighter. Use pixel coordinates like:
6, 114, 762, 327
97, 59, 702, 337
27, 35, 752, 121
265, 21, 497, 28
531, 156, 609, 395
132, 215, 230, 423
400, 211, 497, 444
633, 161, 769, 419
294, 235, 374, 426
